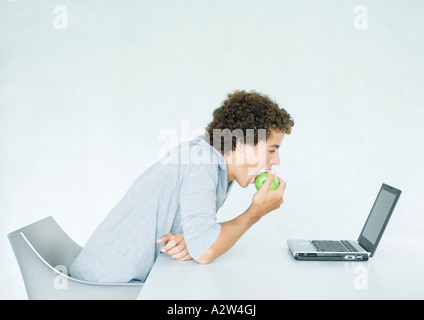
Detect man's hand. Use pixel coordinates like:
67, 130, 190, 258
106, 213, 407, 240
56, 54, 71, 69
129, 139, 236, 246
156, 233, 192, 261
251, 169, 286, 219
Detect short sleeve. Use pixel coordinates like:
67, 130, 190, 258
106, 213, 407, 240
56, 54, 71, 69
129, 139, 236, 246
179, 163, 221, 261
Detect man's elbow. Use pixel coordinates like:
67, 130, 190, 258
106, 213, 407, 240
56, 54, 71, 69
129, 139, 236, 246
197, 256, 213, 265
197, 249, 215, 264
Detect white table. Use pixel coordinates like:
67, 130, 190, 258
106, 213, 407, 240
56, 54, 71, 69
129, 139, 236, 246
137, 236, 424, 300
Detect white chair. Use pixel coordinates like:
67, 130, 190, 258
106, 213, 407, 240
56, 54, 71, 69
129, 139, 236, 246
7, 216, 143, 300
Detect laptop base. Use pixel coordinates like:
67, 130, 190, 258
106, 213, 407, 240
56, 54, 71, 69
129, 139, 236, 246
287, 239, 370, 261
294, 252, 370, 261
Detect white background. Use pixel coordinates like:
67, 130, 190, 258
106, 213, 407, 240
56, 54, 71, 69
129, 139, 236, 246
1, 0, 423, 299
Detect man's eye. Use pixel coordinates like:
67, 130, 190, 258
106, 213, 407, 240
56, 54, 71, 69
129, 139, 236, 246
268, 150, 276, 153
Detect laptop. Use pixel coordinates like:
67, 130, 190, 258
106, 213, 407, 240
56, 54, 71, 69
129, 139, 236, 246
287, 183, 401, 261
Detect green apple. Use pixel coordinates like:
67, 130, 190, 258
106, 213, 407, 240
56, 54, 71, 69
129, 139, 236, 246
255, 171, 279, 190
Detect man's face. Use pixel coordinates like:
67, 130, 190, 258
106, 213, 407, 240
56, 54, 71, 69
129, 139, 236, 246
232, 131, 284, 188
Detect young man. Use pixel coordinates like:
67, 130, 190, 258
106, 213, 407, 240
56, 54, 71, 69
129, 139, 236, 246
69, 90, 294, 283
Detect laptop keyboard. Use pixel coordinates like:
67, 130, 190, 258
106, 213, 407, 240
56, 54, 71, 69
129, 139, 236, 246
312, 240, 358, 252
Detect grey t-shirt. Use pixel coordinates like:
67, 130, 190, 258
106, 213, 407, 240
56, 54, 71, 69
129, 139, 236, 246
69, 136, 233, 283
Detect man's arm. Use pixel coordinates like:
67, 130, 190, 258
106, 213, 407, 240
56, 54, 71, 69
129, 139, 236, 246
197, 171, 286, 264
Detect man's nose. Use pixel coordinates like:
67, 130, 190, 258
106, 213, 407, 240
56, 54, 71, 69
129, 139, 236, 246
270, 152, 280, 166
266, 153, 280, 171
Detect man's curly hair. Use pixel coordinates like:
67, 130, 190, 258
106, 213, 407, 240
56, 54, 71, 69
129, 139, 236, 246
205, 90, 294, 154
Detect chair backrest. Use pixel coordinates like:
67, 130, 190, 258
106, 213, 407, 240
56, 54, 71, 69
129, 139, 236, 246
8, 217, 143, 300
8, 216, 82, 268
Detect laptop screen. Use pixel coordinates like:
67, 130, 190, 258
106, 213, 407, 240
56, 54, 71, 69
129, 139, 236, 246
358, 184, 401, 256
